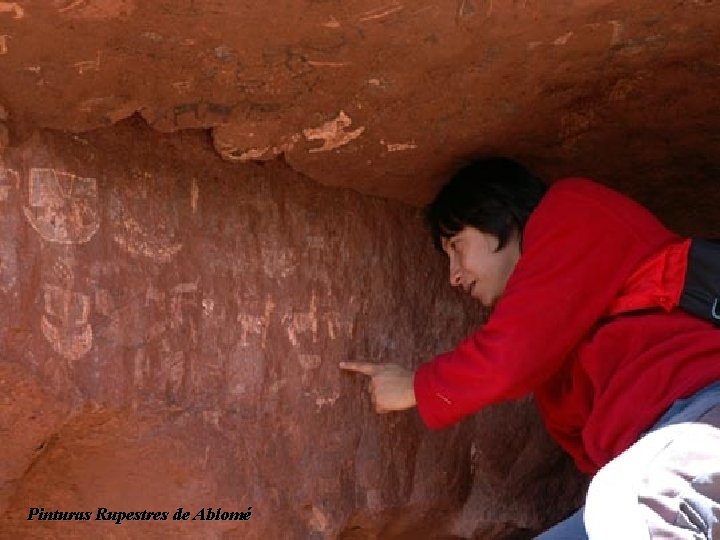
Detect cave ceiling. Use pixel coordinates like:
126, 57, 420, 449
0, 0, 718, 205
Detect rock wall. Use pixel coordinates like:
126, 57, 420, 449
0, 1, 717, 536
0, 1, 718, 205
0, 119, 585, 539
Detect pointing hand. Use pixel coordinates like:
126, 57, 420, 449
339, 362, 416, 413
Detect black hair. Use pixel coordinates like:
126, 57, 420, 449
425, 157, 547, 253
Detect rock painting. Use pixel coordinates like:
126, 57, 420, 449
282, 291, 319, 348
303, 111, 365, 153
40, 284, 93, 361
0, 2, 24, 19
23, 168, 100, 245
0, 166, 18, 201
109, 180, 183, 263
237, 296, 275, 348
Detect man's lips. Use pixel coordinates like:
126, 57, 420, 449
466, 281, 476, 296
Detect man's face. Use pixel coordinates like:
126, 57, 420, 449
441, 226, 521, 309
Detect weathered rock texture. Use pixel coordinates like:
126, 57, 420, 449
0, 1, 718, 204
0, 121, 586, 539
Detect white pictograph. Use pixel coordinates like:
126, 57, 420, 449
74, 51, 100, 74
303, 111, 365, 153
282, 291, 319, 348
191, 178, 199, 213
0, 241, 16, 293
0, 166, 18, 201
261, 246, 298, 279
0, 2, 24, 19
110, 182, 183, 263
23, 168, 100, 244
59, 0, 85, 14
237, 296, 275, 348
40, 284, 93, 360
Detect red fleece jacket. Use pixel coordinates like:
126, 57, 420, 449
414, 178, 720, 474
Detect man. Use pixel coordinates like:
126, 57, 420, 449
341, 157, 720, 538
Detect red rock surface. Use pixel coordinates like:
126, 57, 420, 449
0, 1, 718, 204
1, 0, 718, 537
0, 122, 585, 538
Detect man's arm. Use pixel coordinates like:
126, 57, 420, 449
414, 180, 677, 429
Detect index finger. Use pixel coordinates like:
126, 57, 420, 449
339, 362, 377, 376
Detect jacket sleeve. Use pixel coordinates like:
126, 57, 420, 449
414, 179, 677, 429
